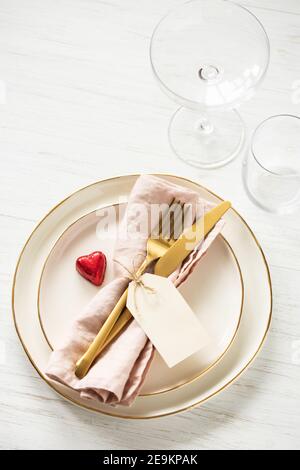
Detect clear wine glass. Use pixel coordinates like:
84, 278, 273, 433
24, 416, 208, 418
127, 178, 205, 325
150, 0, 270, 168
243, 115, 300, 214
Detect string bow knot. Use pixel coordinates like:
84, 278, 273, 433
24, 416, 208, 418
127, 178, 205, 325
113, 256, 156, 312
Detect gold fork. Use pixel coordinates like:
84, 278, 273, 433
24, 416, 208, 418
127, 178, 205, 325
75, 198, 188, 379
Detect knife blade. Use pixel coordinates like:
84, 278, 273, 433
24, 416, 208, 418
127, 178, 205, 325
154, 200, 231, 277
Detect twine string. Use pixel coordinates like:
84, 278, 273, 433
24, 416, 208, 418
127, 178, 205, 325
113, 256, 156, 312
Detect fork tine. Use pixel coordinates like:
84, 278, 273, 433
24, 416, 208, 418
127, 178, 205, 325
171, 201, 194, 241
170, 202, 186, 241
156, 199, 176, 238
150, 198, 175, 238
160, 200, 178, 239
183, 202, 193, 230
161, 200, 185, 240
173, 202, 185, 240
170, 206, 175, 240
168, 202, 181, 240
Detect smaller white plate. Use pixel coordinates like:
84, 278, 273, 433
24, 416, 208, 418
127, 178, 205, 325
38, 204, 244, 395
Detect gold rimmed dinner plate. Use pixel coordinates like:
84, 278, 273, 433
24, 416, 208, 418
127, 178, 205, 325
12, 174, 272, 419
37, 204, 244, 396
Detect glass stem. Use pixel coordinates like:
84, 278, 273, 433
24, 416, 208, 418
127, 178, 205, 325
195, 116, 214, 135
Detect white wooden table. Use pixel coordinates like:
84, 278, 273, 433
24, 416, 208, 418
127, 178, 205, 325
0, 0, 299, 450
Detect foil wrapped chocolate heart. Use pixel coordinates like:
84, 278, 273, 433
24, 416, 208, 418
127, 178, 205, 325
76, 251, 107, 286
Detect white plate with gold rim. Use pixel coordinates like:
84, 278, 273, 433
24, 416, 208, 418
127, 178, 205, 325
12, 174, 272, 419
37, 205, 243, 396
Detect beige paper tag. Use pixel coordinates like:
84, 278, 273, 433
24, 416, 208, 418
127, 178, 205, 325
127, 274, 210, 368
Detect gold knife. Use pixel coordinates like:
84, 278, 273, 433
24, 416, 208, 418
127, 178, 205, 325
86, 200, 231, 359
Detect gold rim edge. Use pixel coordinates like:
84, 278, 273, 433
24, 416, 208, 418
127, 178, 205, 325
36, 204, 244, 397
11, 172, 273, 420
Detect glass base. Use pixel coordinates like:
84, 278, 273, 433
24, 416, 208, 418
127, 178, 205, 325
242, 159, 300, 215
168, 107, 245, 169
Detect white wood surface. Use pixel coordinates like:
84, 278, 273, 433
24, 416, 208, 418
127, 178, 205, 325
0, 0, 299, 450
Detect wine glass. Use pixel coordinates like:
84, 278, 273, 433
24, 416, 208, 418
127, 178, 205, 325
243, 115, 300, 214
150, 0, 270, 168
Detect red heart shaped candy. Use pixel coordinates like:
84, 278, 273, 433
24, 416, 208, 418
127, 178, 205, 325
76, 251, 107, 286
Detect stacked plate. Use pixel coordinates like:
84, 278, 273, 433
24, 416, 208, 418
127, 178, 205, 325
12, 174, 272, 419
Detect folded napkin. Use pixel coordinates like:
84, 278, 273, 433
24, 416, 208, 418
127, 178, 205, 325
46, 175, 224, 406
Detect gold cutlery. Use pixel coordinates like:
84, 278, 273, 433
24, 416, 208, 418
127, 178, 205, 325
75, 200, 231, 378
75, 198, 187, 379
96, 200, 231, 356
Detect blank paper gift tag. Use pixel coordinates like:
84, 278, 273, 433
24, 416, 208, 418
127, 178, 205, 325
127, 274, 210, 368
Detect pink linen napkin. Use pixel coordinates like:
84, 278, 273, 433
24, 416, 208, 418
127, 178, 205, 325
45, 175, 224, 406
